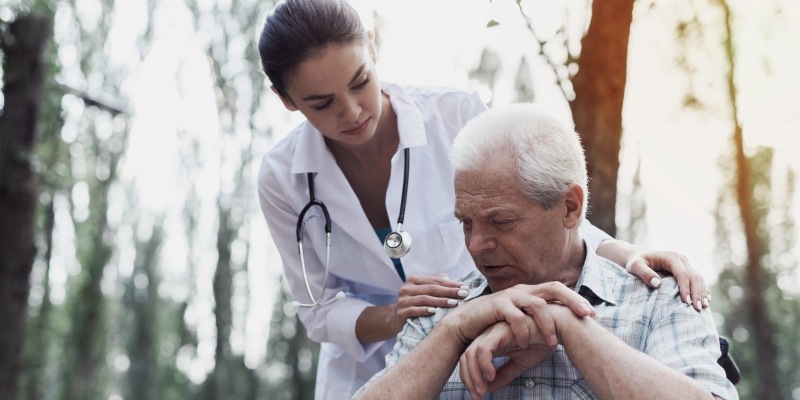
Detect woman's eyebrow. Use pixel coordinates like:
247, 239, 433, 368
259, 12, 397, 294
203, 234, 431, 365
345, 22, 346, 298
300, 64, 366, 102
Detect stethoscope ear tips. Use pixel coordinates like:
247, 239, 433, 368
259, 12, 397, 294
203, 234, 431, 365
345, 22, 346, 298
292, 291, 345, 308
384, 229, 412, 259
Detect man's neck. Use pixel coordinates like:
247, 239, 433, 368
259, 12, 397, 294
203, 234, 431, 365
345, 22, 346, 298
561, 239, 588, 289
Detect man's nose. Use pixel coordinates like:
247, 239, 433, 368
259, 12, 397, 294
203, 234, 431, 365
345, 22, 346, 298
466, 230, 495, 255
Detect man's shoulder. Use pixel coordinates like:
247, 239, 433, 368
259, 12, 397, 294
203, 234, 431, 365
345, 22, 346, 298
584, 254, 683, 307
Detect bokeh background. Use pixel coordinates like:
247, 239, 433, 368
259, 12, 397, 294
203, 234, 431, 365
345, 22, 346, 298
1, 0, 799, 399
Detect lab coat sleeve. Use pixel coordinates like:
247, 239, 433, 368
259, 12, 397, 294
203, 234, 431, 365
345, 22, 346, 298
258, 153, 380, 362
579, 218, 613, 251
460, 91, 488, 126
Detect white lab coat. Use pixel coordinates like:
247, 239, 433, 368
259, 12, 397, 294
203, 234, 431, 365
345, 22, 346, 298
257, 82, 611, 399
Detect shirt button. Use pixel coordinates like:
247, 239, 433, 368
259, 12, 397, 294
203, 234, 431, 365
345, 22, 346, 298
525, 379, 535, 388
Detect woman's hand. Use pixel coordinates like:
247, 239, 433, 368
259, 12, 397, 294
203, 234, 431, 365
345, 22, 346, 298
625, 250, 710, 311
596, 239, 710, 311
394, 274, 469, 329
357, 274, 469, 344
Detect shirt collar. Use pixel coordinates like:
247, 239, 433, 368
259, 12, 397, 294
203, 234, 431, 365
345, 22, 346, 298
574, 241, 624, 306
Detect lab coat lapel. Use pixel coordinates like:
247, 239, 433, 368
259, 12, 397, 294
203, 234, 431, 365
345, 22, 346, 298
292, 123, 404, 290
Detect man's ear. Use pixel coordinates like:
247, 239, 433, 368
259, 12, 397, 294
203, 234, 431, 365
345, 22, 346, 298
563, 183, 584, 229
271, 86, 298, 111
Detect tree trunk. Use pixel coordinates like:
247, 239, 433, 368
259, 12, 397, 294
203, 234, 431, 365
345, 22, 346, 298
24, 197, 55, 400
569, 0, 634, 237
127, 223, 163, 400
0, 14, 52, 400
206, 205, 235, 400
718, 0, 780, 397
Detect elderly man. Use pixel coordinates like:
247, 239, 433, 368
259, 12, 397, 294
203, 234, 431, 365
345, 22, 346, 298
354, 103, 737, 400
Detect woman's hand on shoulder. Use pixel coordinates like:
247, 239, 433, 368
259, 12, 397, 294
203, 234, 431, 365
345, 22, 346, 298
626, 250, 710, 311
395, 274, 469, 327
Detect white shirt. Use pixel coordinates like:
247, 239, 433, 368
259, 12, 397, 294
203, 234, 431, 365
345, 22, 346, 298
257, 82, 610, 399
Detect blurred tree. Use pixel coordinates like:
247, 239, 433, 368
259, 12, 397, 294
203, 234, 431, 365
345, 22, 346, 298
713, 147, 799, 399
513, 56, 535, 103
121, 218, 197, 400
53, 0, 133, 396
718, 1, 780, 396
502, 0, 635, 236
10, 3, 73, 400
0, 13, 52, 400
674, 0, 795, 397
263, 282, 318, 400
184, 0, 268, 397
567, 0, 634, 237
469, 48, 503, 107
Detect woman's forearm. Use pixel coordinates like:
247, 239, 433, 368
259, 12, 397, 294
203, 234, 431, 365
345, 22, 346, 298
356, 304, 402, 344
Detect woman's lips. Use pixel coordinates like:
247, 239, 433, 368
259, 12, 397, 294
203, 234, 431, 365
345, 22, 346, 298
342, 118, 370, 136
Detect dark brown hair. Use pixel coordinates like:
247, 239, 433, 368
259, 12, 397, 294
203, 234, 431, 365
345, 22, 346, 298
258, 0, 368, 99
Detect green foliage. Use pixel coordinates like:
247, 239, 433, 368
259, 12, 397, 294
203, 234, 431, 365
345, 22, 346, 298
713, 147, 800, 399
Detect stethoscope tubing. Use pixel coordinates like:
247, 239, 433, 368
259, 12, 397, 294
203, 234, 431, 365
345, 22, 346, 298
294, 148, 410, 308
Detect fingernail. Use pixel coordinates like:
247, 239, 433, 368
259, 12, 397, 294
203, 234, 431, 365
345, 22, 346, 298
686, 294, 692, 305
703, 297, 709, 307
650, 277, 661, 287
549, 335, 558, 347
447, 299, 459, 306
428, 307, 437, 314
440, 273, 450, 280
458, 290, 469, 297
696, 300, 702, 310
707, 293, 712, 301
460, 285, 470, 291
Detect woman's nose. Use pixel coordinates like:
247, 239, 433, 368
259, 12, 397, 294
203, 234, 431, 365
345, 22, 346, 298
341, 95, 362, 122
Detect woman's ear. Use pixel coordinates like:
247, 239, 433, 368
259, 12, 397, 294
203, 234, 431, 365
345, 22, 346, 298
271, 86, 298, 112
367, 30, 378, 63
563, 183, 585, 229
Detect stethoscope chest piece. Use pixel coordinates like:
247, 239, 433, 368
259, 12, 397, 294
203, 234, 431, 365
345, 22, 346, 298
384, 225, 411, 259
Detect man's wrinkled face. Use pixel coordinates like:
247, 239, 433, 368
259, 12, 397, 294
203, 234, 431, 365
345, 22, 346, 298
454, 158, 569, 292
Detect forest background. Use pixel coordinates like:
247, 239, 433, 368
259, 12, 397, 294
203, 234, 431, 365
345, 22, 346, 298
1, 0, 799, 399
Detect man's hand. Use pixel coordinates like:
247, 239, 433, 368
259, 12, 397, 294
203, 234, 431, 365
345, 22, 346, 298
441, 281, 595, 353
459, 320, 555, 399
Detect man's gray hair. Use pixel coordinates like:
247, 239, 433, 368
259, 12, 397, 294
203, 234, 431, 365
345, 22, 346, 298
450, 103, 588, 219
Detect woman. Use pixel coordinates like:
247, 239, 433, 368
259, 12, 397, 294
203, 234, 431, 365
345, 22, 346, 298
256, 0, 709, 398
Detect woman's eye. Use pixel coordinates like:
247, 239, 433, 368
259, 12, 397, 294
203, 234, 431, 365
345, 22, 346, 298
314, 99, 333, 111
353, 78, 370, 90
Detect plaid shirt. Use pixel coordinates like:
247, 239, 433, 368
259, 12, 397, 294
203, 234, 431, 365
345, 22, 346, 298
365, 245, 738, 399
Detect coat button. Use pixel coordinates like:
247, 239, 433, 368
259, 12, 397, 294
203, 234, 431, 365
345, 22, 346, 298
525, 379, 535, 388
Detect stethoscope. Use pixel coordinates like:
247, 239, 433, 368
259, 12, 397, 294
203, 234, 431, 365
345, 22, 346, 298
292, 148, 411, 308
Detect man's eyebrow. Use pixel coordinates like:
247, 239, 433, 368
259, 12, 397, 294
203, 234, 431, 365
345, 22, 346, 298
300, 64, 366, 102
